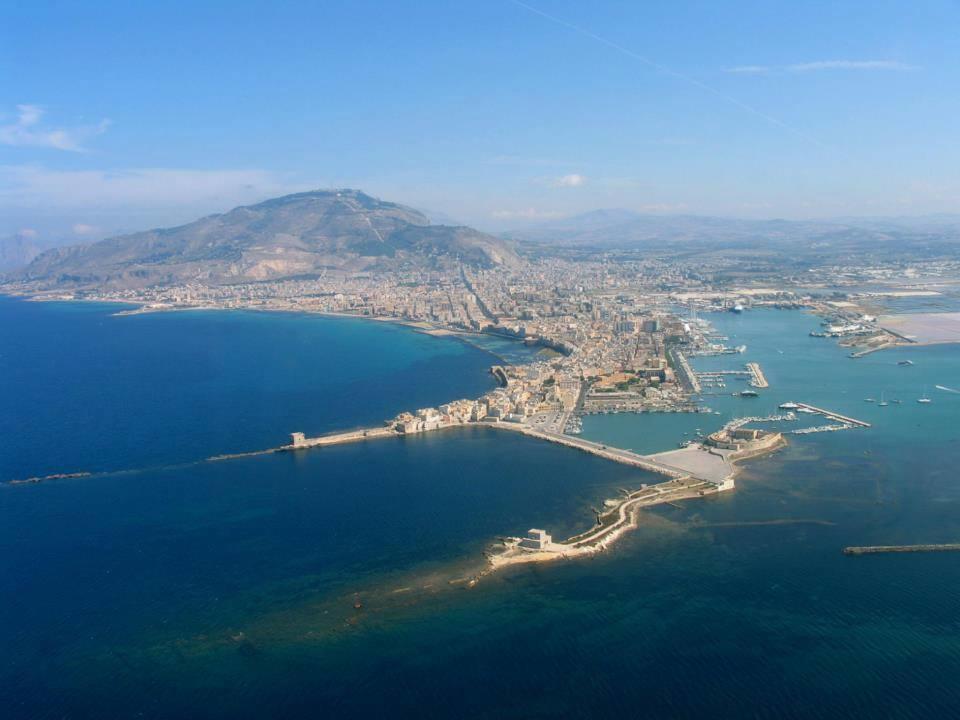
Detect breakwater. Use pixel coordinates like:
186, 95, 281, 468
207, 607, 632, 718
486, 476, 719, 572
843, 544, 960, 555
746, 362, 768, 388
793, 403, 871, 428
286, 426, 395, 450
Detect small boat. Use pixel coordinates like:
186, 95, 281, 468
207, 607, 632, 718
864, 398, 875, 403
779, 402, 799, 410
353, 593, 363, 610
878, 392, 888, 408
918, 386, 932, 404
740, 390, 759, 398
898, 360, 914, 366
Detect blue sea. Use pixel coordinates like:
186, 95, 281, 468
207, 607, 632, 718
4, 297, 960, 719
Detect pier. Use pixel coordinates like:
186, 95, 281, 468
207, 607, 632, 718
793, 403, 871, 428
671, 349, 701, 393
848, 343, 896, 359
695, 362, 768, 389
746, 362, 768, 388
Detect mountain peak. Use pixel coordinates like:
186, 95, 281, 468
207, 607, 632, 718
12, 190, 518, 290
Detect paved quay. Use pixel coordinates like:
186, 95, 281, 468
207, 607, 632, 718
647, 445, 735, 484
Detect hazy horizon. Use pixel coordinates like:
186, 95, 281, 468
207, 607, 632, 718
3, 1, 959, 241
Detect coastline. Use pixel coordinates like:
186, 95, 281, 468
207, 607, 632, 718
9, 293, 538, 364
2, 292, 789, 576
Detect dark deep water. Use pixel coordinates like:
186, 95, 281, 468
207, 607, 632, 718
0, 300, 504, 481
4, 298, 960, 719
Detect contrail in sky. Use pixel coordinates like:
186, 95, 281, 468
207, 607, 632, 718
508, 0, 827, 149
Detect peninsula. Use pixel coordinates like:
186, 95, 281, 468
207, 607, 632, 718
4, 188, 893, 570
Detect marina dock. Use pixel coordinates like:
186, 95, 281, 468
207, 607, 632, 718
695, 362, 769, 389
671, 349, 701, 393
793, 403, 871, 428
746, 362, 768, 388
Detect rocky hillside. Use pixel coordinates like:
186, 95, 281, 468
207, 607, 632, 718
12, 190, 519, 289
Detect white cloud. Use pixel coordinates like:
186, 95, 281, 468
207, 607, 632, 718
787, 60, 918, 72
726, 60, 918, 75
0, 105, 110, 152
724, 65, 771, 75
17, 105, 43, 126
552, 173, 586, 188
72, 223, 99, 236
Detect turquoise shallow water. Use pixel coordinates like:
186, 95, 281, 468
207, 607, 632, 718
4, 300, 960, 718
583, 309, 960, 453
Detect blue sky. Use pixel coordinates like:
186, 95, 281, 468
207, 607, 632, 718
2, 0, 958, 240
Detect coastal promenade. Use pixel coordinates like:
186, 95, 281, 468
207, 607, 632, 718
487, 423, 693, 479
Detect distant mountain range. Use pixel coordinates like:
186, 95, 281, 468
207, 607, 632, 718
9, 190, 520, 289
0, 232, 46, 273
8, 195, 960, 291
506, 209, 960, 255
